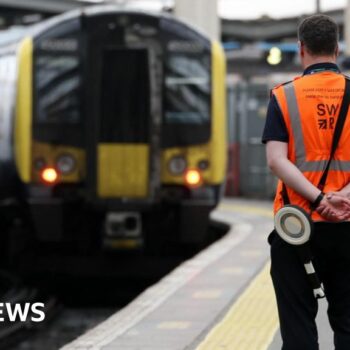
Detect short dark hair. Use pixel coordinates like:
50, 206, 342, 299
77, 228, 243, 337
298, 14, 338, 55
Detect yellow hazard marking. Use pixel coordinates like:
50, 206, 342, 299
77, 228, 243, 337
157, 321, 191, 330
219, 203, 273, 218
196, 262, 278, 350
193, 290, 223, 299
219, 267, 245, 276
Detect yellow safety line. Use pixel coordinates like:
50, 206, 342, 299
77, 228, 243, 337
196, 262, 279, 350
219, 203, 274, 218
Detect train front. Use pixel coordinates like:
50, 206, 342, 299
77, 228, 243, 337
14, 8, 226, 252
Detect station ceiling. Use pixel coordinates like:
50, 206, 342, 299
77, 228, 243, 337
222, 9, 344, 42
0, 1, 344, 42
0, 0, 89, 26
0, 0, 84, 13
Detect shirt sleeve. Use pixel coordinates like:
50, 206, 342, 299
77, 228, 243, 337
261, 94, 289, 144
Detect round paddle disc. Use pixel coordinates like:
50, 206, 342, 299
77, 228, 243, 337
274, 205, 313, 245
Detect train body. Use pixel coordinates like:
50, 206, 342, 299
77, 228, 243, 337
0, 6, 226, 263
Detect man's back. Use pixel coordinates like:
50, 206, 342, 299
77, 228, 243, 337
271, 70, 350, 221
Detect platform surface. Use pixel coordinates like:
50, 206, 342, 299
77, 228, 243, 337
61, 198, 333, 350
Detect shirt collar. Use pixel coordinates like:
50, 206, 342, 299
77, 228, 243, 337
303, 62, 340, 76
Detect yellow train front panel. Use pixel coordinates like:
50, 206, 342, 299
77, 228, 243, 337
97, 144, 150, 198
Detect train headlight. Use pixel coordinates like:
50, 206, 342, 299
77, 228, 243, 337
56, 154, 76, 174
168, 156, 187, 175
184, 168, 203, 188
41, 167, 58, 184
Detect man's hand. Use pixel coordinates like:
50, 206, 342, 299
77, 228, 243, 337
316, 192, 350, 222
325, 192, 350, 214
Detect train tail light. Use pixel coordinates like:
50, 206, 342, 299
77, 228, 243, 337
41, 167, 58, 184
184, 168, 202, 188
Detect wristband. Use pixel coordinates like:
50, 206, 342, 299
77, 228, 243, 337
310, 192, 325, 210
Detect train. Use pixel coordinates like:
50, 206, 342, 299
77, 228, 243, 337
0, 6, 227, 267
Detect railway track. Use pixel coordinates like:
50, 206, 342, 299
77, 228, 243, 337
1, 219, 229, 350
0, 271, 60, 349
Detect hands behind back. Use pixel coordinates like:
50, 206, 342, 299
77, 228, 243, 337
316, 192, 350, 222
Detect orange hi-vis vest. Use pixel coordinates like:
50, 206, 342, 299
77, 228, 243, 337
272, 71, 350, 221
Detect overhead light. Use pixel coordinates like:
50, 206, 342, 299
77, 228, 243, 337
267, 47, 282, 65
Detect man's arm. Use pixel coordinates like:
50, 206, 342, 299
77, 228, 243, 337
266, 140, 350, 221
266, 141, 321, 201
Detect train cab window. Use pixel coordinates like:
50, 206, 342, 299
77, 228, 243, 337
165, 54, 210, 125
163, 52, 211, 147
34, 19, 81, 125
33, 20, 83, 147
35, 54, 80, 124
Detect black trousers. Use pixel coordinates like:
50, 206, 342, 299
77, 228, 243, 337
270, 222, 350, 350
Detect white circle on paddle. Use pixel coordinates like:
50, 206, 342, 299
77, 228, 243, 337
274, 205, 313, 245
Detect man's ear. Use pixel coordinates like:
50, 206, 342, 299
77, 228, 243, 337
335, 43, 339, 57
298, 40, 305, 57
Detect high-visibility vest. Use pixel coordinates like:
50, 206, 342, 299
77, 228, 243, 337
272, 71, 350, 221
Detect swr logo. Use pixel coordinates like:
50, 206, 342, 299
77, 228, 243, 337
0, 303, 45, 322
317, 103, 339, 130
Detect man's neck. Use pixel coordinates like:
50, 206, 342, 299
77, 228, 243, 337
302, 56, 337, 70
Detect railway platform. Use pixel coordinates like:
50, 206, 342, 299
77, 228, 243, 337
61, 198, 333, 350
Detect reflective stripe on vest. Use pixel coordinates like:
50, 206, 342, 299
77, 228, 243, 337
283, 81, 350, 172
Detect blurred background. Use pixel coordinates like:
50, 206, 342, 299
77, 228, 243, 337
0, 0, 349, 197
0, 1, 348, 349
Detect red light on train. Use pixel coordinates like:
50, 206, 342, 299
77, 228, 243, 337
41, 167, 58, 184
184, 168, 202, 188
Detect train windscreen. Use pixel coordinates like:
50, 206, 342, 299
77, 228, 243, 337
35, 54, 80, 124
162, 46, 212, 147
157, 16, 212, 149
34, 18, 81, 126
165, 53, 210, 125
33, 18, 84, 147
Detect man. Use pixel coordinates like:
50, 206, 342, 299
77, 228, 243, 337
263, 14, 350, 350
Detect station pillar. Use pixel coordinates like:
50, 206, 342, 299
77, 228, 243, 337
174, 0, 220, 41
346, 0, 350, 57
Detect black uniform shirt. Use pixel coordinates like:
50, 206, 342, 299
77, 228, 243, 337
261, 62, 341, 144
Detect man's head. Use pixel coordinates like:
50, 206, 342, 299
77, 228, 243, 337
297, 14, 339, 67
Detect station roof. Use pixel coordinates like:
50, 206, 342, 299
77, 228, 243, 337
222, 9, 344, 41
0, 0, 86, 13
0, 1, 344, 42
0, 0, 91, 27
